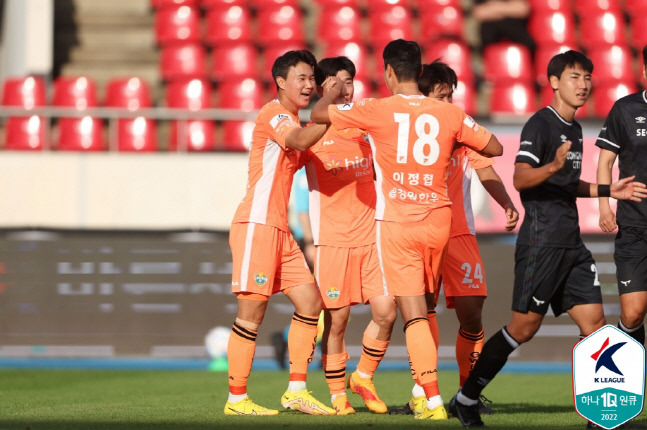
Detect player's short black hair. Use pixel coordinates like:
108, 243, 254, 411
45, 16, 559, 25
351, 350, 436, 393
643, 44, 646, 66
382, 39, 422, 83
418, 59, 457, 96
271, 50, 317, 89
546, 50, 593, 82
314, 56, 356, 86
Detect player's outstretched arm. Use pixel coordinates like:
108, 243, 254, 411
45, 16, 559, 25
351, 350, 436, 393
596, 148, 618, 232
285, 123, 329, 151
513, 140, 571, 191
578, 176, 647, 201
310, 76, 344, 125
475, 166, 519, 231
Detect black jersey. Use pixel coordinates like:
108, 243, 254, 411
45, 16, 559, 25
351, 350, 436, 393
595, 90, 647, 228
515, 106, 584, 247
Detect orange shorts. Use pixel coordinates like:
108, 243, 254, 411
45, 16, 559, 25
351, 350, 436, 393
439, 234, 488, 308
229, 222, 313, 297
315, 243, 385, 309
376, 207, 451, 297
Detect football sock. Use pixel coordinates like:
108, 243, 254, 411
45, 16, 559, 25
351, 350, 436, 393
322, 352, 349, 395
456, 326, 485, 387
227, 322, 257, 395
404, 317, 440, 398
461, 327, 518, 401
357, 332, 389, 377
618, 320, 645, 345
427, 309, 440, 348
288, 312, 319, 383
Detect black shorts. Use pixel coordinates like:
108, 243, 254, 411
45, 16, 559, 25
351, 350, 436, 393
512, 244, 602, 316
615, 226, 647, 295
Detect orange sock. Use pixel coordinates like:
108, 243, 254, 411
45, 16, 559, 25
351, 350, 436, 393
322, 352, 349, 395
427, 309, 439, 351
356, 332, 389, 377
456, 327, 485, 387
227, 322, 257, 395
405, 317, 439, 398
288, 312, 319, 381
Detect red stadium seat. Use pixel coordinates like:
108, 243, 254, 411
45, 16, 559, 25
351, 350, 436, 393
419, 5, 464, 41
367, 5, 413, 50
588, 45, 634, 85
490, 82, 536, 116
578, 10, 626, 50
624, 0, 647, 15
323, 41, 370, 81
528, 11, 576, 46
528, 0, 571, 12
151, 0, 198, 8
218, 78, 263, 111
629, 13, 647, 50
573, 0, 621, 17
365, 0, 408, 11
2, 76, 47, 150
424, 39, 474, 82
534, 44, 576, 86
313, 0, 359, 6
105, 77, 157, 152
483, 42, 533, 84
261, 42, 308, 83
594, 81, 637, 118
165, 79, 216, 151
250, 0, 300, 10
452, 80, 476, 116
201, 0, 244, 8
318, 6, 362, 43
223, 120, 254, 151
351, 77, 371, 101
53, 76, 104, 151
154, 5, 201, 46
160, 43, 207, 81
211, 43, 258, 81
204, 5, 252, 46
256, 5, 304, 47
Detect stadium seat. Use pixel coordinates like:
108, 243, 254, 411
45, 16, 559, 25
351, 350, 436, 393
217, 78, 263, 111
53, 76, 104, 151
452, 80, 476, 116
222, 120, 255, 151
534, 44, 576, 86
593, 81, 637, 118
367, 5, 413, 51
490, 82, 536, 116
151, 0, 198, 8
483, 42, 533, 84
154, 5, 201, 46
322, 41, 370, 81
313, 0, 359, 6
160, 43, 207, 82
578, 10, 626, 49
261, 42, 308, 82
629, 13, 647, 50
256, 5, 304, 47
201, 0, 244, 8
365, 0, 408, 11
211, 43, 258, 82
588, 45, 634, 85
318, 6, 362, 43
250, 0, 300, 10
573, 0, 621, 17
419, 5, 464, 42
204, 5, 252, 46
351, 77, 371, 101
105, 77, 157, 152
165, 79, 216, 151
1, 76, 47, 150
528, 11, 576, 46
528, 0, 571, 12
423, 39, 474, 82
624, 0, 647, 15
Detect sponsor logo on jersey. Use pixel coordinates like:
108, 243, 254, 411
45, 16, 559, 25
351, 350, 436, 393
337, 103, 354, 111
636, 116, 646, 124
254, 272, 268, 286
323, 139, 334, 146
520, 140, 533, 146
324, 157, 343, 176
326, 287, 340, 301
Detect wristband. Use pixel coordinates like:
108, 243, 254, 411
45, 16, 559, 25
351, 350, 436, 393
598, 184, 611, 197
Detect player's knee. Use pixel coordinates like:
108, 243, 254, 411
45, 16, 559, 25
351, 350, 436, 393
458, 314, 483, 333
621, 310, 646, 329
373, 310, 396, 331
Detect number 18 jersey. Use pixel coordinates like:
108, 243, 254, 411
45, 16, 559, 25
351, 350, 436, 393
328, 95, 492, 222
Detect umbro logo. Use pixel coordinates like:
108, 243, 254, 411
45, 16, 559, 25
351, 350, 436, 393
532, 296, 545, 306
636, 117, 646, 124
621, 280, 631, 286
560, 135, 567, 142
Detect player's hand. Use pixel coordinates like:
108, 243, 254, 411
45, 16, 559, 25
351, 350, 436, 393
504, 204, 519, 231
549, 140, 571, 173
598, 207, 617, 233
321, 76, 344, 100
610, 175, 647, 202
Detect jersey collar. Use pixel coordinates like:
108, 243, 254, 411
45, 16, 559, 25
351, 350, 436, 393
642, 90, 647, 104
546, 105, 573, 126
396, 94, 425, 99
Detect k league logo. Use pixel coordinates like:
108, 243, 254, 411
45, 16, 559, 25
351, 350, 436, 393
573, 325, 645, 429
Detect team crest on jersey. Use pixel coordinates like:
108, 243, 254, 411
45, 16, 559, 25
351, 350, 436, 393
254, 272, 268, 286
337, 103, 354, 111
326, 287, 340, 300
636, 116, 646, 124
324, 157, 343, 176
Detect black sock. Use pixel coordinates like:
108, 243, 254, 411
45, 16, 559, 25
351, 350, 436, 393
618, 320, 645, 346
461, 327, 519, 401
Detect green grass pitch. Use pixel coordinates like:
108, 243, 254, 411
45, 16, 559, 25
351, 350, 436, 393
0, 368, 644, 429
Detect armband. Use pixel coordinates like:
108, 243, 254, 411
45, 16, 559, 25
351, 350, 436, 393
598, 184, 611, 197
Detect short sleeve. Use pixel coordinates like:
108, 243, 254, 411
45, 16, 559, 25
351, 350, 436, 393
265, 109, 301, 150
516, 117, 546, 167
328, 98, 376, 131
465, 147, 495, 170
595, 102, 623, 154
454, 110, 493, 153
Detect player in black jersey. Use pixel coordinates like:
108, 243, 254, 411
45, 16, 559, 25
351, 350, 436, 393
596, 45, 647, 348
449, 50, 647, 428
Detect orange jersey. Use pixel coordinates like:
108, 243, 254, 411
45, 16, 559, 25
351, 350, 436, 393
447, 146, 494, 237
328, 95, 492, 222
232, 100, 303, 231
303, 126, 376, 246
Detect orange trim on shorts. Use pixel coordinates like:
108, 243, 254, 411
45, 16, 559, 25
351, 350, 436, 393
236, 292, 269, 302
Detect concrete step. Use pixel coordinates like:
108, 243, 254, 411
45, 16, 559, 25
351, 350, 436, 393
76, 27, 155, 50
70, 47, 158, 63
74, 0, 152, 16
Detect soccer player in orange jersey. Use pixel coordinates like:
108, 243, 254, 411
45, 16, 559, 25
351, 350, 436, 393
398, 60, 519, 417
303, 56, 397, 415
311, 39, 504, 420
225, 50, 336, 416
